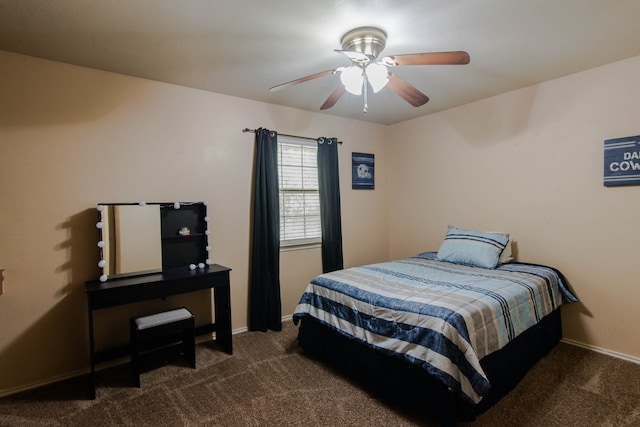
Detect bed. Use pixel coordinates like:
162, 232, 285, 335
293, 228, 577, 425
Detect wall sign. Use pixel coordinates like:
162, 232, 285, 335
604, 135, 640, 187
352, 152, 374, 190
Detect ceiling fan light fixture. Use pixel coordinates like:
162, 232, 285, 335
365, 63, 389, 93
340, 66, 363, 95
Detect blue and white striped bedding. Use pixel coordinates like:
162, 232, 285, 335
293, 252, 577, 404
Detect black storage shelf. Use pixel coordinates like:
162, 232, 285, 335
160, 203, 208, 271
161, 233, 207, 240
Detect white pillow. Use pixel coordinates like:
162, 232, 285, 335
437, 226, 510, 269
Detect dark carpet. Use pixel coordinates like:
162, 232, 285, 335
1, 320, 639, 426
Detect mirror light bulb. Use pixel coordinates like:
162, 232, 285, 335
97, 205, 104, 212
139, 201, 146, 206
98, 260, 106, 268
96, 221, 103, 229
174, 202, 181, 209
99, 274, 107, 283
97, 241, 105, 248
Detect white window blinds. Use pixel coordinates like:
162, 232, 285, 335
277, 139, 321, 246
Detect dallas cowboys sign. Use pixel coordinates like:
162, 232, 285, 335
604, 135, 640, 187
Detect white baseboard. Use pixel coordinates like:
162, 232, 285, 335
561, 338, 640, 365
0, 367, 88, 398
231, 314, 294, 336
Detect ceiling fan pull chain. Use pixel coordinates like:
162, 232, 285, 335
363, 71, 369, 113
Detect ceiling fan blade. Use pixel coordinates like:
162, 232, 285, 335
335, 49, 370, 63
320, 85, 347, 110
386, 73, 429, 107
383, 51, 470, 67
270, 68, 338, 92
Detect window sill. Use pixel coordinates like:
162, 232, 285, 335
280, 242, 321, 252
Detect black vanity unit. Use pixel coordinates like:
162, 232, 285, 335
85, 202, 232, 399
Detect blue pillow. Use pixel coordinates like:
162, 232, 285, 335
436, 226, 510, 269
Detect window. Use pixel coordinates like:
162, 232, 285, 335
277, 138, 321, 246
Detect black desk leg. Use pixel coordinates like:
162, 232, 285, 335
87, 302, 96, 400
214, 285, 233, 354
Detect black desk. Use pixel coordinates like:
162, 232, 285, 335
85, 264, 232, 399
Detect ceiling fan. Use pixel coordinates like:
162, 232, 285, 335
270, 26, 470, 113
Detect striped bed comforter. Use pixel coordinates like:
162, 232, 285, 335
293, 252, 577, 404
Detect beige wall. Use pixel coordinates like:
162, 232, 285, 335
388, 55, 640, 360
2, 47, 638, 396
0, 51, 389, 395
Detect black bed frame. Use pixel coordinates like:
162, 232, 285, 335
297, 308, 562, 426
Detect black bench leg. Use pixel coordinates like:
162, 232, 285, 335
130, 320, 141, 388
184, 325, 196, 369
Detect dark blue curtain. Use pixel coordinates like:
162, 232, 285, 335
249, 128, 282, 331
317, 137, 344, 273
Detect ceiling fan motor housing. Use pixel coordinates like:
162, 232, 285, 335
340, 27, 387, 61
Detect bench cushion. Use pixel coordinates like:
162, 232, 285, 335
134, 308, 193, 330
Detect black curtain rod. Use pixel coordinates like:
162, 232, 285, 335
242, 128, 342, 144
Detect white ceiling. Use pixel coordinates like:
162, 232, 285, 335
2, 0, 640, 125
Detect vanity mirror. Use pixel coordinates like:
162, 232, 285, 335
95, 202, 211, 282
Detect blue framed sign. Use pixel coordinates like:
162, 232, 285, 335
352, 152, 374, 190
604, 135, 640, 187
